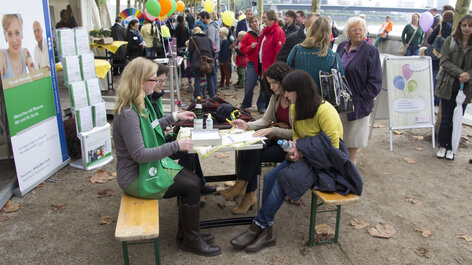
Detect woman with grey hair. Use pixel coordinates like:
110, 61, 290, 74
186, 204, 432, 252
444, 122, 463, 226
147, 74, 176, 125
335, 16, 382, 164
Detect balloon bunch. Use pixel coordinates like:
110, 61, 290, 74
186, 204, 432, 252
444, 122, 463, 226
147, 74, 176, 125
144, 0, 185, 22
394, 64, 418, 93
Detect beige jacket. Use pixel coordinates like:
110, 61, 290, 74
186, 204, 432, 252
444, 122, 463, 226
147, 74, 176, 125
140, 23, 159, 48
247, 94, 293, 140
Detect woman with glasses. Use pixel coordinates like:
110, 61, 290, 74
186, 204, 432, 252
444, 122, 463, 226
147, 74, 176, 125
336, 17, 382, 164
113, 57, 221, 256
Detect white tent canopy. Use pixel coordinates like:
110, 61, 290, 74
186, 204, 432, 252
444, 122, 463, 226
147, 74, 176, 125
49, 0, 112, 31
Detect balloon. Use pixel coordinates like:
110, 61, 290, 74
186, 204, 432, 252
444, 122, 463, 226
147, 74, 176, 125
100, 0, 105, 3
203, 0, 214, 13
407, 80, 417, 93
222, 11, 234, 27
157, 15, 168, 25
159, 0, 172, 17
168, 0, 177, 16
144, 9, 158, 21
146, 0, 161, 17
176, 1, 185, 12
419, 12, 434, 33
238, 15, 246, 21
402, 64, 413, 80
394, 75, 405, 91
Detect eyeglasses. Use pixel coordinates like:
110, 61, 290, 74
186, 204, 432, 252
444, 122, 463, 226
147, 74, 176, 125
147, 78, 167, 84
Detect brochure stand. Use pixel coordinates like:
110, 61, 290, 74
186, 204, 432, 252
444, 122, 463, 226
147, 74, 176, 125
57, 28, 113, 170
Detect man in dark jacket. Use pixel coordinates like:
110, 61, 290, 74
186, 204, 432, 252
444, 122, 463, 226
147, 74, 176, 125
110, 17, 127, 75
282, 10, 298, 36
235, 9, 254, 36
276, 13, 319, 63
184, 9, 195, 30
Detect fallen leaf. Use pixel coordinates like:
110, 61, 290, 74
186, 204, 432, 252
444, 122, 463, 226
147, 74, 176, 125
217, 202, 226, 209
1, 200, 20, 213
403, 157, 416, 164
315, 223, 334, 241
0, 214, 12, 221
350, 219, 370, 229
372, 124, 385, 128
467, 167, 472, 172
36, 182, 46, 188
393, 130, 403, 135
51, 203, 66, 212
111, 172, 117, 177
412, 135, 424, 141
90, 169, 115, 184
405, 195, 420, 205
415, 246, 431, 258
368, 222, 396, 238
415, 228, 432, 238
415, 147, 424, 151
224, 181, 235, 187
383, 172, 391, 175
456, 234, 472, 241
97, 189, 115, 198
271, 255, 285, 265
99, 215, 115, 225
215, 153, 230, 159
285, 197, 304, 206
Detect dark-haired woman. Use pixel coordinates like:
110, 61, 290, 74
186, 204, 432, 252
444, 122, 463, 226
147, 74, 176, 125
230, 70, 348, 252
126, 19, 145, 60
219, 62, 293, 214
435, 14, 472, 160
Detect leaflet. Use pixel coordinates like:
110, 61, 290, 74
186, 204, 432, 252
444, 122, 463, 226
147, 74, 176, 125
63, 56, 82, 83
56, 28, 76, 57
85, 78, 102, 106
69, 81, 88, 109
74, 28, 90, 55
80, 52, 96, 80
76, 106, 93, 133
92, 102, 107, 127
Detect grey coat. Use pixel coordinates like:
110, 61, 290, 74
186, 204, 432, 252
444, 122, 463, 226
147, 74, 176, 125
435, 36, 472, 102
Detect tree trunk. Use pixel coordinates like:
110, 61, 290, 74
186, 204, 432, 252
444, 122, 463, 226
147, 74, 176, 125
454, 0, 471, 31
116, 0, 120, 16
231, 0, 234, 12
258, 0, 262, 20
217, 0, 220, 17
127, 0, 131, 8
311, 0, 319, 13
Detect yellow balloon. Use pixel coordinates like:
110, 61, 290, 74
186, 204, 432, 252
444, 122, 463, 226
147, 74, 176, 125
203, 0, 214, 13
222, 11, 234, 27
238, 15, 246, 21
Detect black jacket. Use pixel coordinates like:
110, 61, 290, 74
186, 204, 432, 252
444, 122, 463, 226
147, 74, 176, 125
126, 30, 143, 59
276, 25, 305, 63
111, 23, 126, 41
282, 23, 298, 36
277, 132, 363, 202
188, 33, 215, 70
175, 24, 190, 49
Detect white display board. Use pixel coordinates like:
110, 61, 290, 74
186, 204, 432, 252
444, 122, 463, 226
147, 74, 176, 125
383, 56, 436, 151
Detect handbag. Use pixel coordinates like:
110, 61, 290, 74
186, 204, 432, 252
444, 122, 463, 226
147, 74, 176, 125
425, 23, 445, 61
397, 26, 418, 56
268, 122, 290, 141
190, 37, 214, 74
152, 24, 163, 50
319, 55, 354, 113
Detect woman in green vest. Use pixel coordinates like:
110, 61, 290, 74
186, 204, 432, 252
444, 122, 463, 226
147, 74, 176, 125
113, 57, 221, 256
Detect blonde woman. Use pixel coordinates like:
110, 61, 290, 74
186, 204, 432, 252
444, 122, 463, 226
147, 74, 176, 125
0, 14, 34, 80
286, 16, 343, 93
113, 57, 221, 256
401, 13, 424, 56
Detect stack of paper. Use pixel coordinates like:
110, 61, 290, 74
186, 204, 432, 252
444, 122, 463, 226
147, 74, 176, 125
80, 52, 96, 80
76, 106, 93, 132
56, 29, 76, 57
68, 81, 88, 109
74, 28, 90, 55
63, 56, 82, 83
92, 102, 107, 127
85, 78, 102, 106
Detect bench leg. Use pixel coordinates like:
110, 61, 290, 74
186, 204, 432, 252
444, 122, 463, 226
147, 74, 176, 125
309, 192, 318, 246
334, 205, 342, 244
122, 242, 130, 265
154, 238, 160, 265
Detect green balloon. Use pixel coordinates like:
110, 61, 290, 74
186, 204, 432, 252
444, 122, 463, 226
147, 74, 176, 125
146, 0, 161, 17
168, 0, 177, 16
100, 0, 105, 3
408, 80, 417, 93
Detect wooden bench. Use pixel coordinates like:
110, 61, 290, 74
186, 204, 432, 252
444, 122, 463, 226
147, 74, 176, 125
308, 190, 359, 246
115, 193, 160, 265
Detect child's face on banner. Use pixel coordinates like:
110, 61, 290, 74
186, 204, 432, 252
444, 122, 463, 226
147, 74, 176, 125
5, 17, 23, 52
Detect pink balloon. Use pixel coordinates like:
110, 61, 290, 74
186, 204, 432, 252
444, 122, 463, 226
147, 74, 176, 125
402, 64, 413, 81
144, 9, 158, 21
419, 12, 434, 32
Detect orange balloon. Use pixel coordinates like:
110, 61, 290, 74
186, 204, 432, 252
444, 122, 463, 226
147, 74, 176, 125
159, 0, 172, 16
176, 1, 185, 12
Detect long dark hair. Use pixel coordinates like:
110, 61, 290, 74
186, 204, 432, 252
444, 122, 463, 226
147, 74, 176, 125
126, 19, 139, 35
281, 70, 322, 121
452, 14, 472, 46
262, 62, 292, 96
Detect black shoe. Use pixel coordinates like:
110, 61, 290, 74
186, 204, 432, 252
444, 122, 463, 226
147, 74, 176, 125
201, 185, 216, 194
470, 158, 472, 164
230, 223, 263, 249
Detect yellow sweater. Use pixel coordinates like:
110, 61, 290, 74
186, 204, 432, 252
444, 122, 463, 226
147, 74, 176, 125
291, 101, 343, 148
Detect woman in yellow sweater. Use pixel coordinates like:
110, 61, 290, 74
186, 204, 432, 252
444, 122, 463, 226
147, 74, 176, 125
230, 70, 344, 252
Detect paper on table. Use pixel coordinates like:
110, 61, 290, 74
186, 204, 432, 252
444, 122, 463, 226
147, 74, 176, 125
226, 131, 266, 144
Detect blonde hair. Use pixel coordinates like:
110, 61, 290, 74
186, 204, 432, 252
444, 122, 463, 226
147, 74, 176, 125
219, 27, 229, 36
192, 27, 202, 34
238, 30, 246, 38
114, 57, 158, 118
2, 14, 23, 32
301, 16, 330, 57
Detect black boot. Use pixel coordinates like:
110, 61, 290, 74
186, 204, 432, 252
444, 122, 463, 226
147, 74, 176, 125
176, 198, 214, 244
180, 203, 221, 256
230, 223, 263, 249
244, 226, 276, 252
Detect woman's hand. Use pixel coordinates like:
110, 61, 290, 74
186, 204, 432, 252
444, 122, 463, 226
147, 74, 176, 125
459, 72, 471, 83
178, 138, 194, 151
176, 111, 196, 121
252, 128, 272, 137
251, 42, 257, 49
231, 119, 248, 130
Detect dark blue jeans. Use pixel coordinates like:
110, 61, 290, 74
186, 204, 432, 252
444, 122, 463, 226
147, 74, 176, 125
254, 160, 289, 228
405, 45, 420, 56
438, 88, 468, 150
241, 62, 266, 110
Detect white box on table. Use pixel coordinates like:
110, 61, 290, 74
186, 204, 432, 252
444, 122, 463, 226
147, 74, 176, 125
191, 129, 222, 146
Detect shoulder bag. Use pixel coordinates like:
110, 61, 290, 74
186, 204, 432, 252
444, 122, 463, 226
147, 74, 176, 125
190, 36, 214, 74
425, 23, 444, 61
152, 24, 163, 50
319, 55, 354, 113
398, 26, 418, 56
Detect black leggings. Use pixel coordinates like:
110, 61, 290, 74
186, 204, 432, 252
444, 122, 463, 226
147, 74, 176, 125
163, 168, 201, 205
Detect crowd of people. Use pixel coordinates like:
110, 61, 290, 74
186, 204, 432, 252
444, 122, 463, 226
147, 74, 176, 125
111, 5, 472, 258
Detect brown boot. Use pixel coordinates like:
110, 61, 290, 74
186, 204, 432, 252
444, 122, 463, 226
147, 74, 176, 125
232, 192, 256, 215
230, 223, 263, 249
219, 180, 248, 200
245, 226, 276, 252
180, 203, 221, 256
176, 199, 214, 244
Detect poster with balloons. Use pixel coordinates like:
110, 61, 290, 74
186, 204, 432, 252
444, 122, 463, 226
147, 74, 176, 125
385, 56, 434, 128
